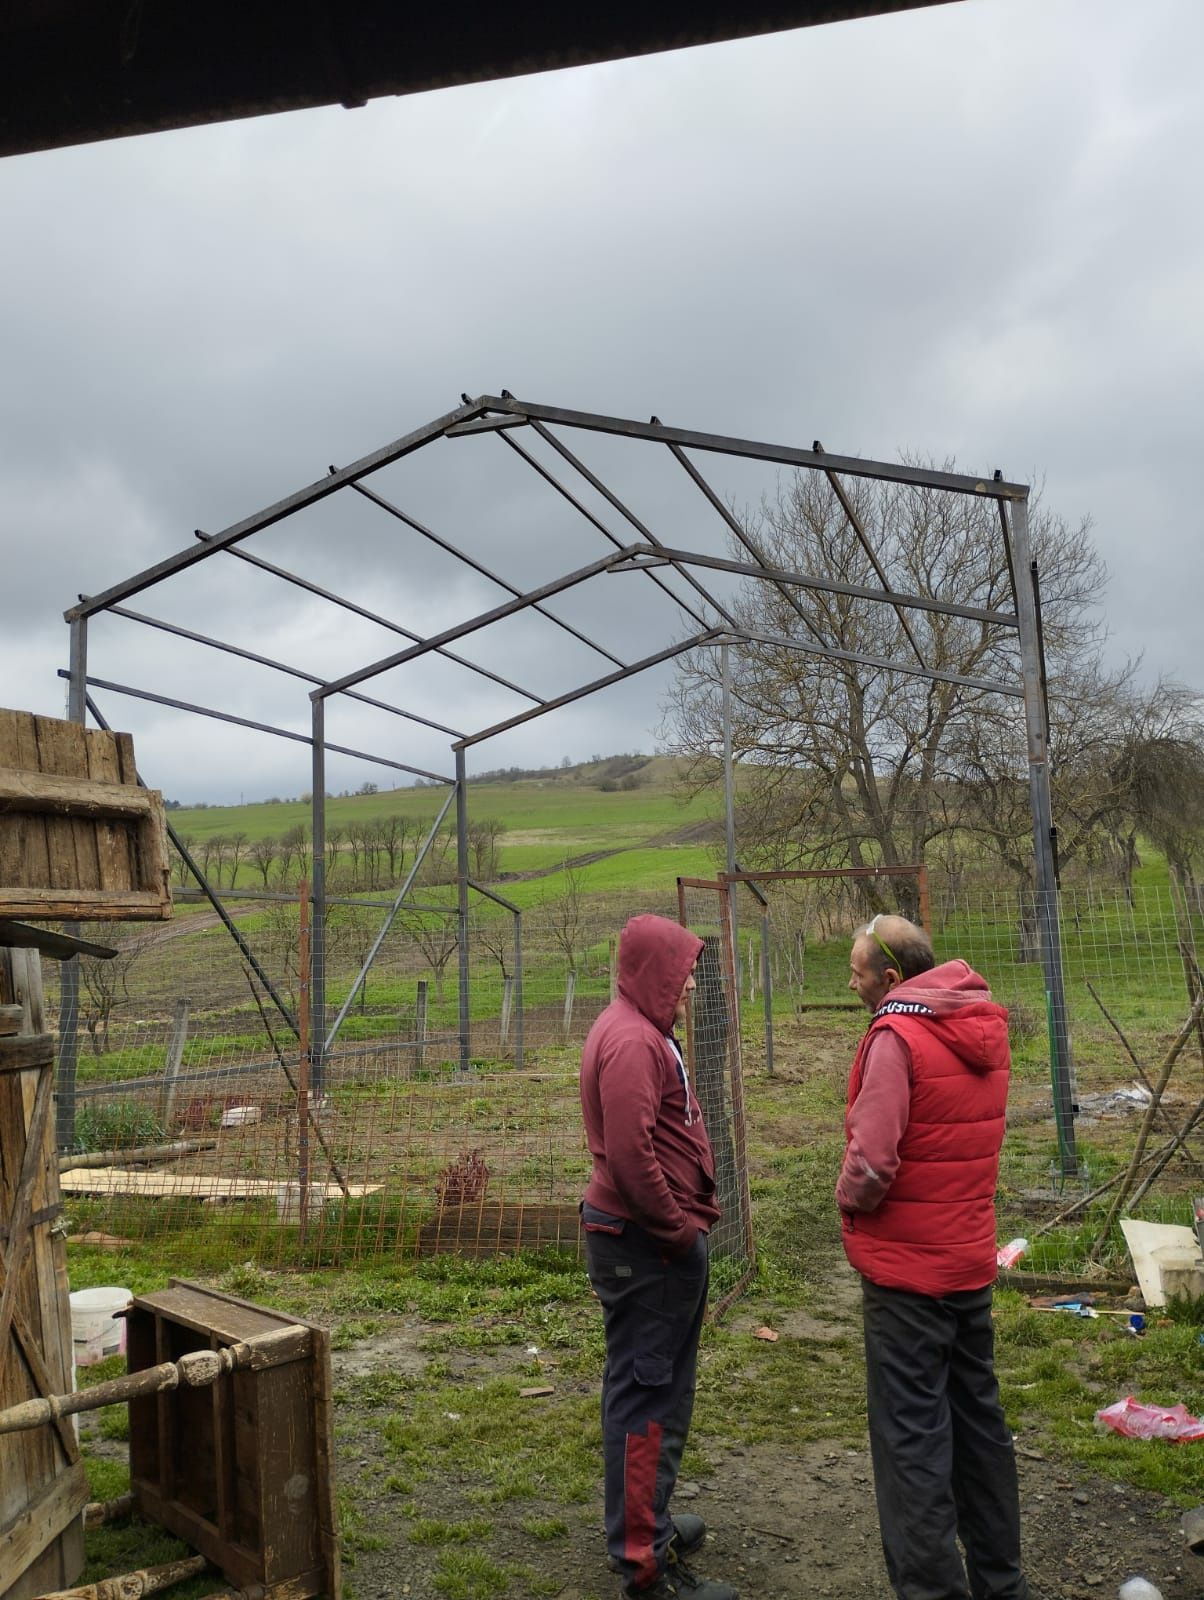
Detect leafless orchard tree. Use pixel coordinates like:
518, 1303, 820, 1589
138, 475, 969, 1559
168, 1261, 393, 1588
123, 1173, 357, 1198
78, 923, 154, 1056
666, 465, 1136, 915
546, 864, 587, 975
397, 908, 459, 1005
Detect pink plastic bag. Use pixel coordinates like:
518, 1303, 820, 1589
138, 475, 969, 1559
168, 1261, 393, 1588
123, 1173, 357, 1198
1095, 1396, 1204, 1442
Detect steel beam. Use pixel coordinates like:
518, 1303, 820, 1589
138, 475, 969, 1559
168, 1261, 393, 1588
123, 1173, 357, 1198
526, 419, 730, 630
666, 442, 829, 648
814, 447, 926, 667
56, 617, 87, 1149
60, 672, 454, 782
65, 397, 488, 620
455, 629, 723, 748
310, 697, 327, 1097
1008, 499, 1077, 1174
197, 534, 546, 707
346, 477, 628, 669
455, 748, 471, 1072
624, 545, 1018, 629
107, 603, 467, 738
318, 545, 642, 698
724, 626, 1021, 698
80, 690, 297, 1036
476, 396, 1030, 500
323, 786, 457, 1054
498, 429, 725, 637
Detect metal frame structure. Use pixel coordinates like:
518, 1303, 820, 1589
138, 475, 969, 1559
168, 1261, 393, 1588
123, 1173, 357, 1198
60, 392, 1078, 1169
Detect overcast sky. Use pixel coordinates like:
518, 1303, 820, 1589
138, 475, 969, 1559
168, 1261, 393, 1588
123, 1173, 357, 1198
2, 0, 1200, 804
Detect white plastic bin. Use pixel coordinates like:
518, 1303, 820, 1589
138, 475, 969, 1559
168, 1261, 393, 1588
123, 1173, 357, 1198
70, 1286, 131, 1366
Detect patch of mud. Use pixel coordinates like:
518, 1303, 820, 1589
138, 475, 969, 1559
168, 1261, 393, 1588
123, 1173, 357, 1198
336, 1303, 1200, 1600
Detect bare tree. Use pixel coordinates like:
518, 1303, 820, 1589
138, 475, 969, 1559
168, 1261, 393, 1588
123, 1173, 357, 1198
227, 831, 249, 888
397, 908, 459, 1005
172, 835, 195, 888
249, 834, 278, 889
546, 864, 587, 975
468, 817, 507, 880
78, 924, 153, 1056
668, 466, 1107, 903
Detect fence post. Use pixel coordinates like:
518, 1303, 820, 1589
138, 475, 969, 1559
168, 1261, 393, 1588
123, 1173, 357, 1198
159, 999, 190, 1129
562, 971, 577, 1040
499, 976, 513, 1047
760, 913, 774, 1078
415, 979, 428, 1071
297, 878, 311, 1243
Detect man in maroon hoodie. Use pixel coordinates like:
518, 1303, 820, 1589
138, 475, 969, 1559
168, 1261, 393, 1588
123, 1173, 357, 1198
837, 914, 1032, 1600
581, 914, 735, 1600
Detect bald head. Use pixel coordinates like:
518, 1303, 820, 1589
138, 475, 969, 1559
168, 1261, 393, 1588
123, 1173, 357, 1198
856, 915, 935, 983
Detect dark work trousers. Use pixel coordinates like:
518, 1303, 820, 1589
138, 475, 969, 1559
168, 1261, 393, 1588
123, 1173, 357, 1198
583, 1203, 709, 1593
861, 1277, 1030, 1600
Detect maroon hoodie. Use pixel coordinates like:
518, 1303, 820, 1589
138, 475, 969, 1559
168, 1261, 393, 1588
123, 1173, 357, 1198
580, 914, 719, 1253
837, 959, 1010, 1296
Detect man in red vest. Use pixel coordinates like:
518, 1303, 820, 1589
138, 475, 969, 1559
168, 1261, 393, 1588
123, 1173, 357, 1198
837, 914, 1032, 1600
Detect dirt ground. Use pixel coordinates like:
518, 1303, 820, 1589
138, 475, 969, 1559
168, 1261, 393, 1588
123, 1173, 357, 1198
333, 1264, 1200, 1600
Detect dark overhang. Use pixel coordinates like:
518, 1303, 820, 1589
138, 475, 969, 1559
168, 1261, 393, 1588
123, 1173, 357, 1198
1, 1, 958, 160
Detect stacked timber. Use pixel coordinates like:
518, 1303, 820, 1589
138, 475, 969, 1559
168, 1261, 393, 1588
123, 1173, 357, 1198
0, 709, 170, 922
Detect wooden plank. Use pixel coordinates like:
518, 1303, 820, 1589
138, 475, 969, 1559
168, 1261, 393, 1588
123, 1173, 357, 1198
0, 1039, 54, 1076
136, 791, 173, 918
308, 1324, 340, 1600
58, 1172, 378, 1201
0, 768, 154, 822
0, 1459, 87, 1600
0, 1063, 56, 1356
0, 889, 170, 921
257, 1363, 319, 1587
31, 719, 98, 893
0, 1009, 23, 1038
0, 715, 49, 895
82, 732, 131, 896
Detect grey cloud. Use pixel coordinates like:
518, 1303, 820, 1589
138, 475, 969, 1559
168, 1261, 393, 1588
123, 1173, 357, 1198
2, 0, 1202, 801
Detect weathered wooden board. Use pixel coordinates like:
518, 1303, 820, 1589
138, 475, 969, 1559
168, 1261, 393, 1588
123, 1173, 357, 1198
58, 1172, 379, 1202
0, 710, 171, 921
0, 949, 86, 1600
128, 1282, 340, 1600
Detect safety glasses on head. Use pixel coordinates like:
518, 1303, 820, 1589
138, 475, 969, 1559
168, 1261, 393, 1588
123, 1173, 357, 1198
865, 913, 901, 977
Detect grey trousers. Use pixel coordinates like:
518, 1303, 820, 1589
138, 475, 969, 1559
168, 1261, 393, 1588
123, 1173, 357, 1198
583, 1204, 709, 1592
861, 1277, 1030, 1600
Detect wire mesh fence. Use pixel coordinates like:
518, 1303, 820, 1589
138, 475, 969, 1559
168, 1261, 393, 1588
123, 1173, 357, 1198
43, 870, 1204, 1280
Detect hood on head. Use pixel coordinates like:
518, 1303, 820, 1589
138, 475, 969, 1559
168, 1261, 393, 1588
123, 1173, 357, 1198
617, 914, 704, 1033
875, 958, 1009, 1074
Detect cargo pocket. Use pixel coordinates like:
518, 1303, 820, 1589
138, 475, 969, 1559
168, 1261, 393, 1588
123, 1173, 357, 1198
633, 1350, 674, 1387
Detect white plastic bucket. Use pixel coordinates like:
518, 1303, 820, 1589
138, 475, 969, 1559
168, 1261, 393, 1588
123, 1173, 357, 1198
70, 1286, 131, 1366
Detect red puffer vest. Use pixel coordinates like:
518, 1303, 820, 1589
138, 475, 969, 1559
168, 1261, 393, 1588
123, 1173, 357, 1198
842, 962, 1010, 1296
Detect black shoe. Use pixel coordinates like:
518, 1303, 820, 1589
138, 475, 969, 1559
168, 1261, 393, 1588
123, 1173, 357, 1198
623, 1552, 737, 1600
668, 1515, 706, 1560
610, 1517, 707, 1574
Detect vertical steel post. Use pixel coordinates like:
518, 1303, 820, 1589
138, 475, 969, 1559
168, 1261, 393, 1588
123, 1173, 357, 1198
297, 878, 312, 1244
513, 907, 524, 1070
1009, 500, 1077, 1174
721, 645, 739, 984
455, 748, 471, 1072
310, 697, 327, 1099
57, 617, 86, 1150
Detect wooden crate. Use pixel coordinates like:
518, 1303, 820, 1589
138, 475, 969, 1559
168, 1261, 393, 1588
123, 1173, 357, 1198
0, 709, 171, 921
0, 950, 87, 1600
127, 1282, 339, 1600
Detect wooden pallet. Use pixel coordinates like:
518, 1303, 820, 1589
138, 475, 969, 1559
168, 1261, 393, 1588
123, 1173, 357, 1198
0, 709, 171, 921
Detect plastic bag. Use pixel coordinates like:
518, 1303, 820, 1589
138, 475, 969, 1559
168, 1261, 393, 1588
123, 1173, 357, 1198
996, 1237, 1028, 1269
1094, 1395, 1204, 1442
